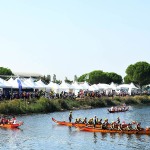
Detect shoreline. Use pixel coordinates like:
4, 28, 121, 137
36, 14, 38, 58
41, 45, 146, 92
0, 95, 150, 115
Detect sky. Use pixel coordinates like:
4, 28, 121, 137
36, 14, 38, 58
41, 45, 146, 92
0, 0, 150, 81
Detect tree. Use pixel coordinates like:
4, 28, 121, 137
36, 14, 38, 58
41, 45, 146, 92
78, 70, 123, 84
124, 61, 150, 88
77, 73, 88, 82
55, 80, 61, 84
41, 75, 50, 84
65, 77, 73, 84
107, 72, 122, 84
0, 67, 13, 79
124, 75, 131, 84
88, 70, 107, 84
53, 74, 56, 83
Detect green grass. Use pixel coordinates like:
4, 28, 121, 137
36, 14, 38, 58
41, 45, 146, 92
0, 96, 150, 115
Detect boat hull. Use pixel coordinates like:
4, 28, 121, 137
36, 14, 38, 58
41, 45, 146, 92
77, 126, 150, 135
0, 122, 23, 128
52, 118, 90, 127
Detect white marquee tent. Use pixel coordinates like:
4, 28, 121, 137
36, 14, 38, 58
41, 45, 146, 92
7, 78, 30, 89
35, 79, 47, 89
0, 78, 12, 88
24, 77, 39, 89
47, 82, 59, 93
59, 81, 74, 93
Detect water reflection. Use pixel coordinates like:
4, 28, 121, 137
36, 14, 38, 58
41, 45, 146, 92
93, 132, 97, 143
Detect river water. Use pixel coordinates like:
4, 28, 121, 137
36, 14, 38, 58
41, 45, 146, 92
0, 105, 150, 150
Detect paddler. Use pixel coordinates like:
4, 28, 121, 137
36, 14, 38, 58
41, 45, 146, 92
69, 111, 73, 122
135, 122, 142, 131
94, 116, 97, 128
82, 117, 87, 124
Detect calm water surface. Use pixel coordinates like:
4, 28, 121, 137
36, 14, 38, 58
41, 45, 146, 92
0, 105, 150, 150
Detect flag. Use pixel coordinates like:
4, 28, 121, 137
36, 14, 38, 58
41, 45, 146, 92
17, 79, 22, 94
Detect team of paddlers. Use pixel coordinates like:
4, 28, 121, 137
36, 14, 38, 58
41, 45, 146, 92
69, 111, 142, 131
0, 116, 17, 125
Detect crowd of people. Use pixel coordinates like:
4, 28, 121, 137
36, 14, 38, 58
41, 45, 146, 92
0, 87, 147, 101
0, 116, 17, 125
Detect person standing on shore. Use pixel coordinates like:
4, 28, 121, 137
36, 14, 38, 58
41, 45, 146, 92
69, 111, 73, 122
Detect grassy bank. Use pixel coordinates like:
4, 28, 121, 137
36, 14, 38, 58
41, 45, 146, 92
0, 95, 150, 115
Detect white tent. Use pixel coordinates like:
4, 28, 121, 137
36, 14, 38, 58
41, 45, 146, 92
47, 82, 59, 93
117, 83, 139, 95
109, 82, 117, 90
72, 81, 83, 90
0, 78, 12, 88
97, 83, 111, 90
130, 83, 138, 89
88, 85, 97, 91
59, 81, 74, 93
35, 79, 47, 89
72, 81, 83, 95
24, 77, 39, 89
92, 84, 99, 90
7, 78, 30, 89
117, 84, 130, 89
80, 81, 89, 90
0, 82, 8, 88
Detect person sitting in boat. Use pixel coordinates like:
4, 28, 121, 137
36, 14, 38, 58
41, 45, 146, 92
110, 121, 115, 130
78, 118, 82, 123
82, 117, 87, 124
110, 106, 114, 111
69, 111, 73, 122
88, 118, 94, 125
102, 119, 109, 129
10, 116, 17, 124
126, 123, 132, 131
97, 119, 102, 125
118, 123, 123, 131
121, 121, 126, 129
135, 122, 142, 131
75, 118, 79, 124
1, 116, 8, 125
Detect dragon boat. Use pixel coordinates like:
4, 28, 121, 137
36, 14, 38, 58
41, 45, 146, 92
52, 118, 129, 129
52, 117, 88, 127
52, 117, 101, 128
76, 126, 150, 135
0, 122, 23, 129
108, 106, 129, 113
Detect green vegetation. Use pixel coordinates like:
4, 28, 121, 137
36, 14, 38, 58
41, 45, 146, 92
124, 61, 150, 88
77, 70, 122, 84
0, 67, 13, 79
0, 96, 150, 115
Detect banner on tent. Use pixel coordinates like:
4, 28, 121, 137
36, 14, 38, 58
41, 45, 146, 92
17, 79, 22, 94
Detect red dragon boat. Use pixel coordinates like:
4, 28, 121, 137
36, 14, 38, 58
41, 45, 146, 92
76, 126, 150, 135
52, 117, 104, 128
0, 122, 23, 129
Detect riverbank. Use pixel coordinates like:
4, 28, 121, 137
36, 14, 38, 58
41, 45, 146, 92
0, 95, 150, 115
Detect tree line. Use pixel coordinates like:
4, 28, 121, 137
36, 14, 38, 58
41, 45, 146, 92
0, 61, 150, 88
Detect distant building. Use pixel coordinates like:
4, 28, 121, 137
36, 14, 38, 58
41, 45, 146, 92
14, 72, 43, 78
